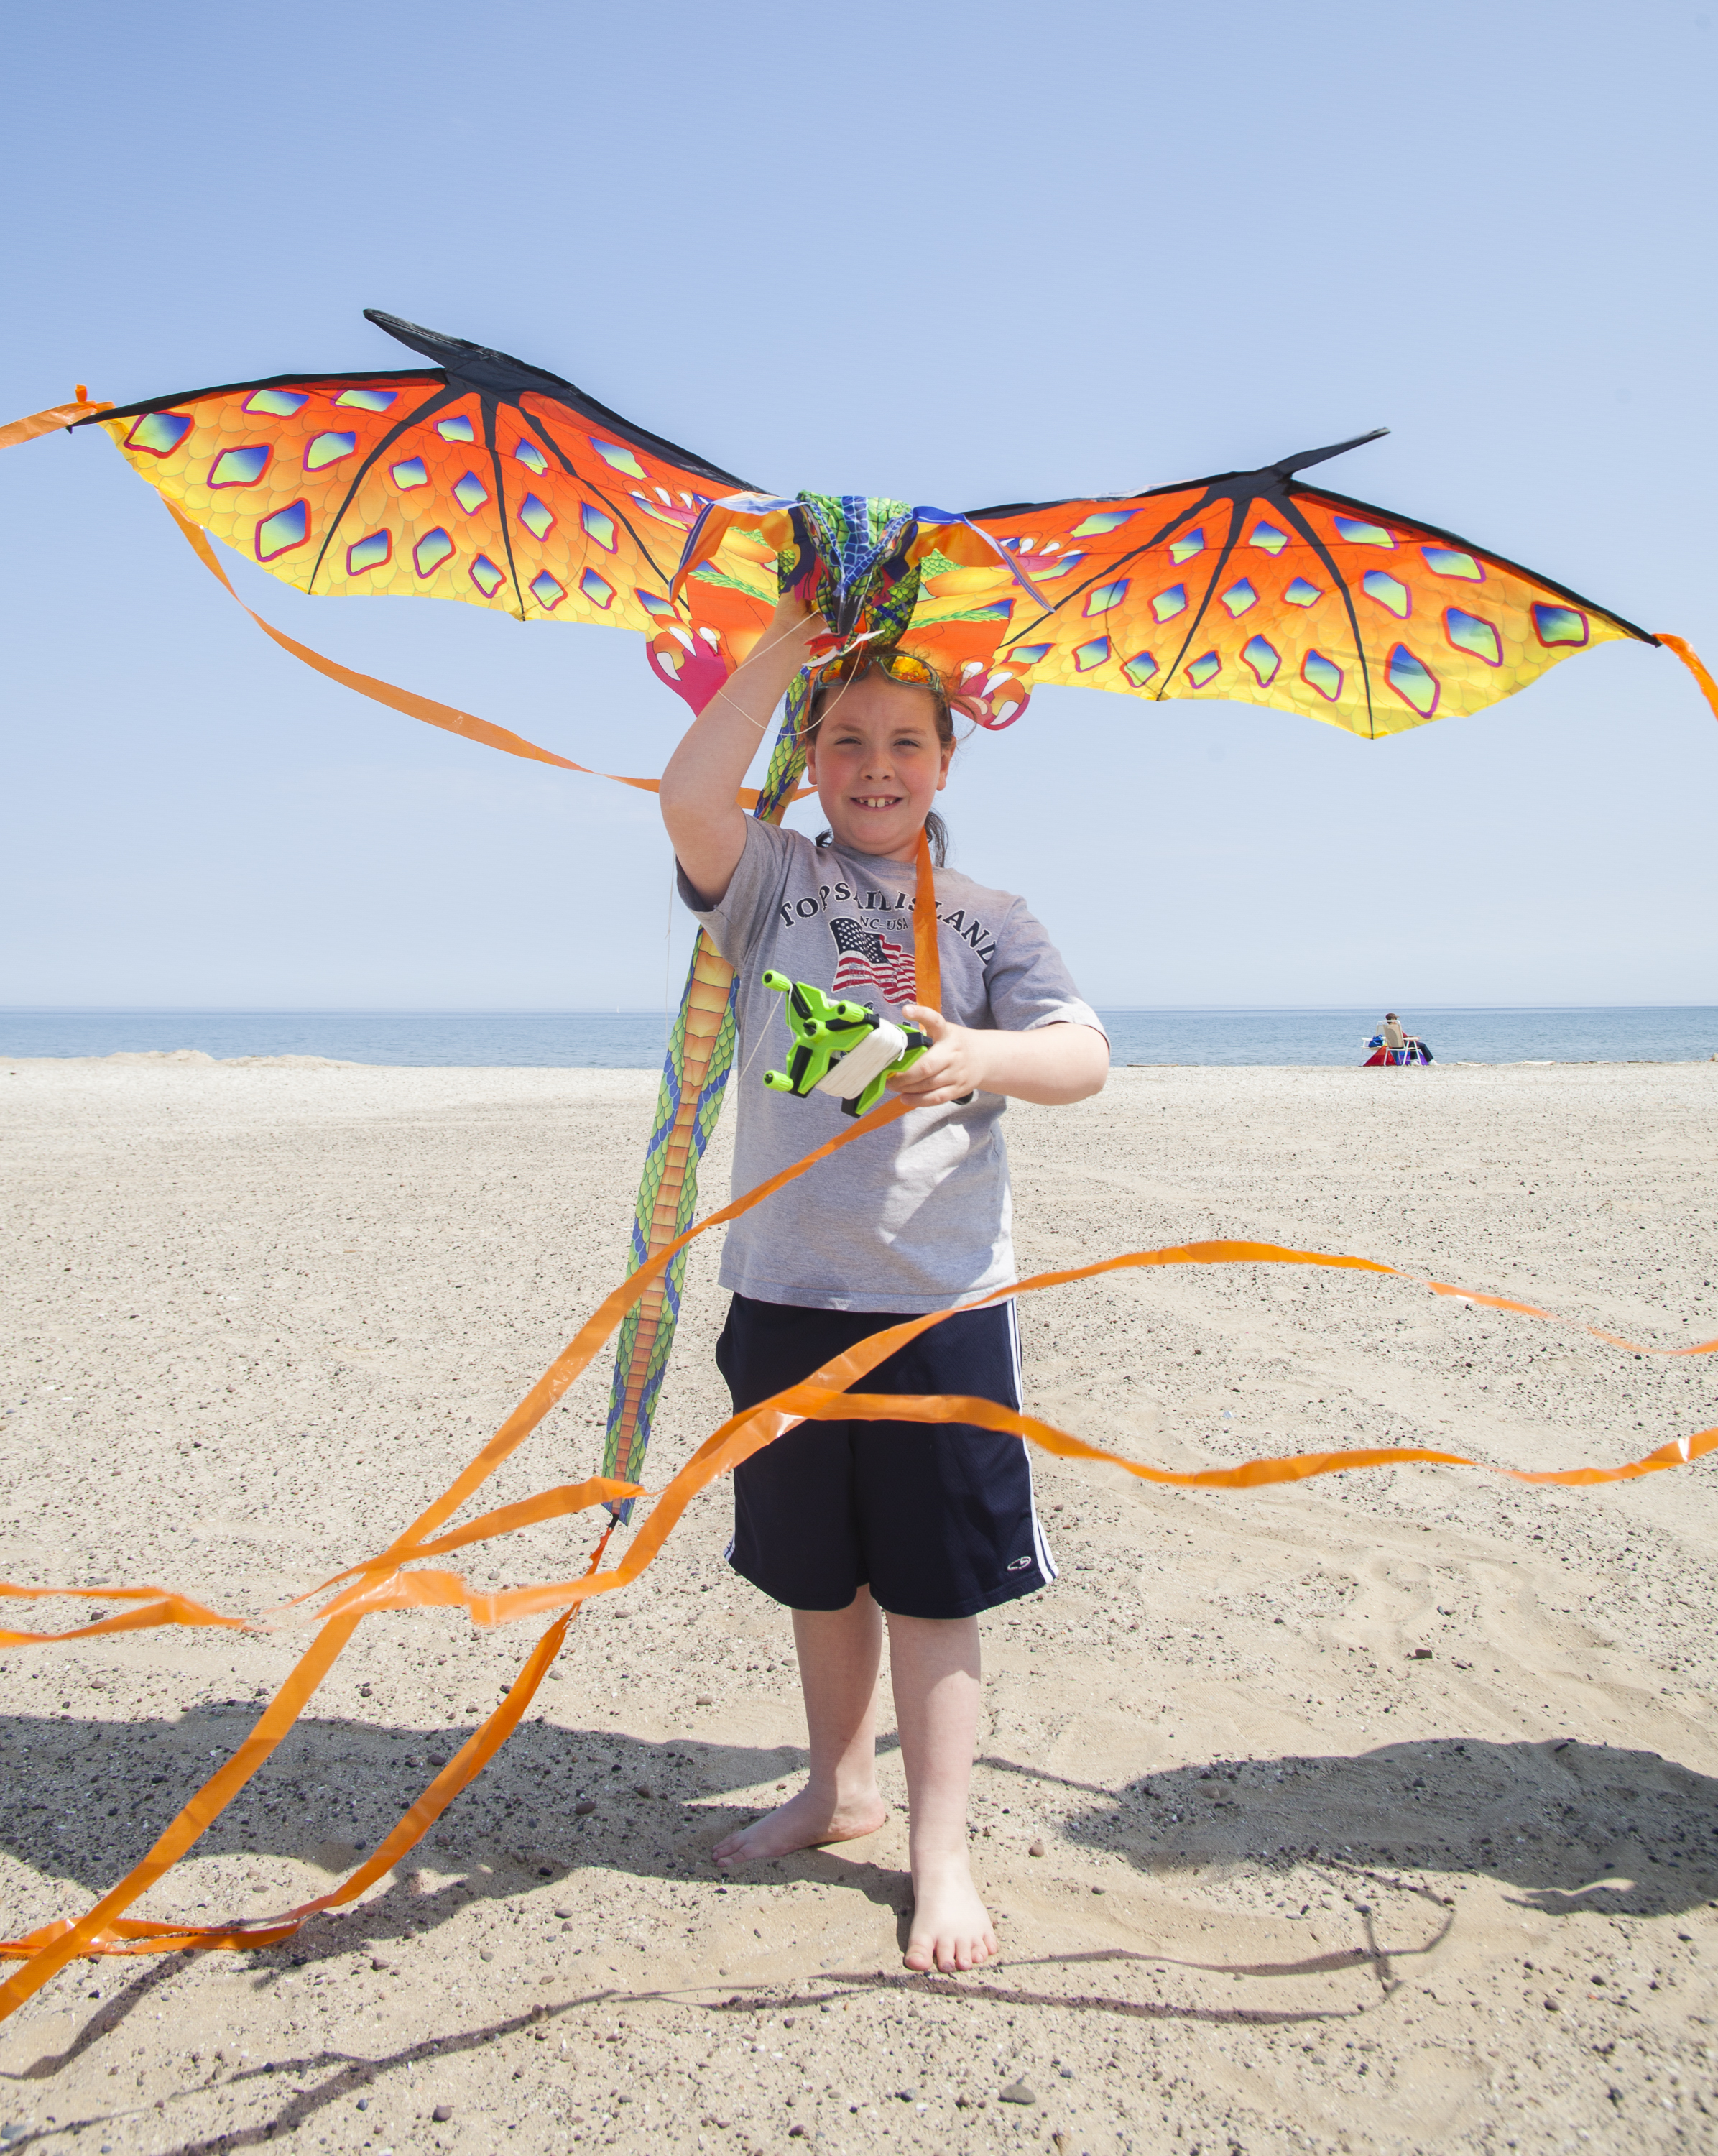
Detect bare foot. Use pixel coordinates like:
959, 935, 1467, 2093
902, 1848, 998, 1973
713, 1784, 887, 1869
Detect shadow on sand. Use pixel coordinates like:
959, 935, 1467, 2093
1, 1718, 1712, 2149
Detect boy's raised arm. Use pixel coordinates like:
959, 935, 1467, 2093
660, 592, 822, 906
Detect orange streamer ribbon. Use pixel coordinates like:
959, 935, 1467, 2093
0, 1093, 922, 2000
0, 395, 113, 450
4, 1224, 1714, 1996
1421, 1276, 1718, 1356
912, 819, 940, 1011
211, 1241, 1718, 1635
0, 1523, 621, 1973
1659, 632, 1718, 724
162, 503, 660, 789
160, 505, 810, 810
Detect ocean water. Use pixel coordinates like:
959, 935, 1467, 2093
3, 1007, 1715, 1069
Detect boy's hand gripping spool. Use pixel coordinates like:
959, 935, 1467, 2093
760, 971, 931, 1118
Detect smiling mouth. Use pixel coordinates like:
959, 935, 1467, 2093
851, 794, 903, 809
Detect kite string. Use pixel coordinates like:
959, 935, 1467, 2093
703, 606, 830, 732
665, 857, 675, 1054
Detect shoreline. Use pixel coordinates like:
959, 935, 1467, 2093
6, 1048, 1716, 1069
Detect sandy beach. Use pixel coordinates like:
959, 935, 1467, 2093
1, 1055, 1714, 2155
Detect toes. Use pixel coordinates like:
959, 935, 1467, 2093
907, 1936, 989, 1974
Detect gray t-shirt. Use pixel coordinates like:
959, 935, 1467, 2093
678, 819, 1104, 1313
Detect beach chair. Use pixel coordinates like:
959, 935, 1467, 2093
1362, 1034, 1430, 1067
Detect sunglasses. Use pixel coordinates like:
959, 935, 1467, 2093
808, 645, 946, 696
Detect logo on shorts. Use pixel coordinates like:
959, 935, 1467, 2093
1006, 1554, 1033, 1572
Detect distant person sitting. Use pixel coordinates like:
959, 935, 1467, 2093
1363, 1012, 1431, 1067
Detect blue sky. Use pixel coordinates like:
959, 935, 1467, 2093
4, 0, 1714, 1010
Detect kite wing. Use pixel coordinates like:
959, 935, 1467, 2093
79, 311, 765, 643
911, 433, 1658, 740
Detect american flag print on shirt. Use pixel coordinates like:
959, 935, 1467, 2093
829, 916, 919, 1005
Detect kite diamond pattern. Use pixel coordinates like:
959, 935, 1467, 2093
83, 319, 1660, 754
948, 471, 1651, 740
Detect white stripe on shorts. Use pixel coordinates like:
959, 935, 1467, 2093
1002, 1298, 1057, 1583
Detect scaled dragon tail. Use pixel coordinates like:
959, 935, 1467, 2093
600, 686, 810, 1515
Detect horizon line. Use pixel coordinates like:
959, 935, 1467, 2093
4, 1003, 1715, 1018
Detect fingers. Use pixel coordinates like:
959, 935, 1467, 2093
767, 589, 824, 635
887, 1061, 947, 1095
900, 1003, 949, 1040
887, 1078, 972, 1107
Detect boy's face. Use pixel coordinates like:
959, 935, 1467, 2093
804, 674, 953, 865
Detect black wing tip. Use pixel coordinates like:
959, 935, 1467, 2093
1273, 427, 1390, 477
964, 430, 1391, 519
368, 309, 757, 492
363, 307, 467, 354
364, 308, 578, 392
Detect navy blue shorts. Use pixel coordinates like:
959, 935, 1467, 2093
716, 1293, 1056, 1621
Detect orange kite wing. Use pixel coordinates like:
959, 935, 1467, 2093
79, 310, 759, 637
944, 433, 1658, 740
